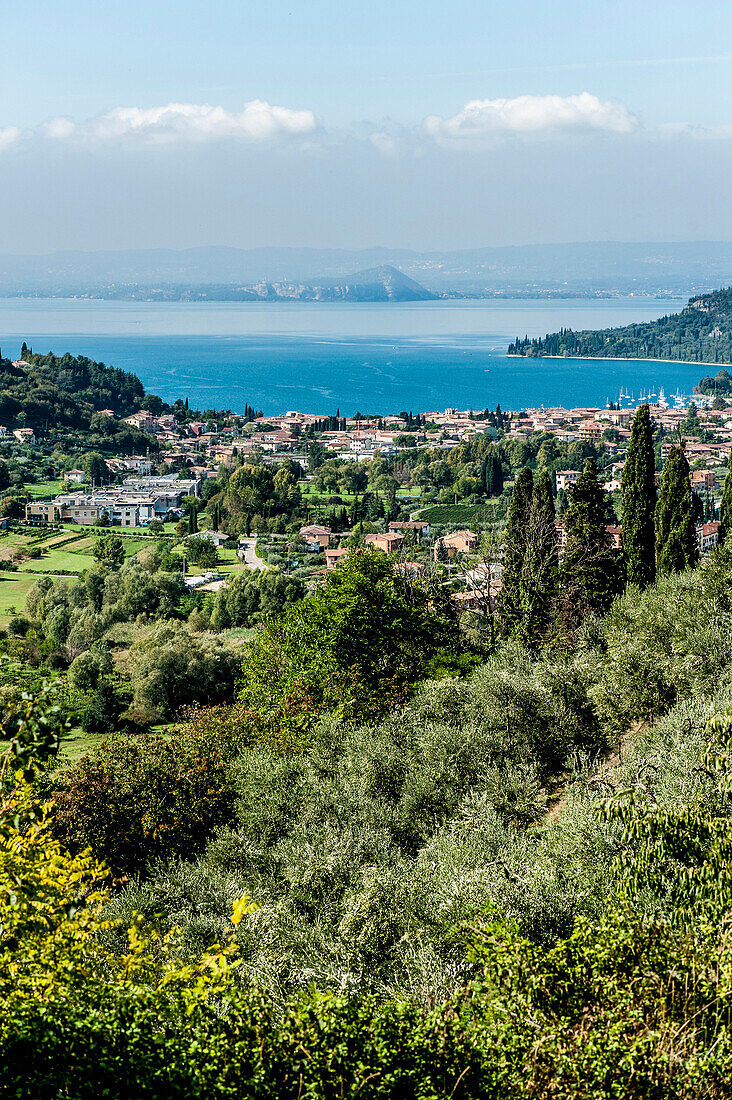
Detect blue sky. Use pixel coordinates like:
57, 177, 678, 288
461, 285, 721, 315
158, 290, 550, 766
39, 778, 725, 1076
1, 0, 731, 251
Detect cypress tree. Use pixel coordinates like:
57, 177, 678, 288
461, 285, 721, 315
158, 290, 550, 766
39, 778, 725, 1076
720, 467, 732, 543
496, 467, 557, 646
523, 469, 558, 640
489, 454, 498, 495
496, 467, 534, 639
482, 451, 503, 497
562, 458, 621, 619
493, 454, 504, 495
621, 403, 657, 588
655, 446, 698, 574
533, 467, 555, 532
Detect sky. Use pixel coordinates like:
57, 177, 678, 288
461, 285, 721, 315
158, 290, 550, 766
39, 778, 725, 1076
1, 0, 731, 252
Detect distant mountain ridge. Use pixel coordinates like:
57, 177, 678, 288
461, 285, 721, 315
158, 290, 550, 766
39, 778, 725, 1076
508, 285, 732, 365
0, 242, 731, 297
78, 265, 436, 303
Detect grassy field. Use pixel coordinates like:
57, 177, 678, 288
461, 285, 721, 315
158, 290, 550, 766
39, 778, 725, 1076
0, 570, 47, 620
301, 486, 357, 505
171, 541, 246, 579
216, 546, 245, 575
17, 552, 92, 574
0, 527, 158, 623
25, 479, 63, 498
58, 726, 108, 760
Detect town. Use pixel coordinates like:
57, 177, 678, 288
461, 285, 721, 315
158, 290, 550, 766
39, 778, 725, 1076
0, 383, 721, 623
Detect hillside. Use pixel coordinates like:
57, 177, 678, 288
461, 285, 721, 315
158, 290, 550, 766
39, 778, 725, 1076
8, 542, 732, 1094
313, 264, 437, 301
508, 285, 732, 364
0, 346, 245, 439
0, 347, 148, 430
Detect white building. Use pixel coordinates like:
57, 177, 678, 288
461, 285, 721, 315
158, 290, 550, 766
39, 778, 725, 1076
555, 470, 581, 492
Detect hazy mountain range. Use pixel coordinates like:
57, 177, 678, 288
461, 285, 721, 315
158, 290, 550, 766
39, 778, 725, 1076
0, 242, 730, 299
94, 265, 438, 303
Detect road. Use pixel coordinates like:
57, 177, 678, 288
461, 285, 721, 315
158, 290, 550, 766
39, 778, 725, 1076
238, 537, 266, 571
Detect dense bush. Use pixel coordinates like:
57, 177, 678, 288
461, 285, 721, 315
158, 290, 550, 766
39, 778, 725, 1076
25, 552, 185, 656
105, 645, 602, 998
237, 548, 471, 732
587, 546, 732, 732
205, 567, 305, 630
50, 724, 241, 875
128, 621, 240, 717
98, 550, 732, 1005
6, 706, 732, 1097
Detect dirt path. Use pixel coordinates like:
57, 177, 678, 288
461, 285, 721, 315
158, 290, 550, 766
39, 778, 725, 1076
545, 720, 647, 823
238, 538, 266, 571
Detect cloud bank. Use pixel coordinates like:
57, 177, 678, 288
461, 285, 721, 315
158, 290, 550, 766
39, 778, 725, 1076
38, 100, 318, 147
424, 92, 638, 145
9, 91, 729, 160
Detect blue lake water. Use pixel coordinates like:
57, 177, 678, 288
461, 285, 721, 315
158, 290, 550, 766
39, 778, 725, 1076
0, 296, 699, 415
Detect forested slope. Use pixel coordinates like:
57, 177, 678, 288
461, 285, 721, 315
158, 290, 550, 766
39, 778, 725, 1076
0, 346, 246, 432
0, 346, 149, 428
509, 285, 732, 363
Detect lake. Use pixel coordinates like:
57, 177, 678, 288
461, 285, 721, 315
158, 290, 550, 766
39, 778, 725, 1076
0, 296, 697, 415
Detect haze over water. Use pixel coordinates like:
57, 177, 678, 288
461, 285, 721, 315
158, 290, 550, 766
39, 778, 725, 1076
0, 296, 695, 415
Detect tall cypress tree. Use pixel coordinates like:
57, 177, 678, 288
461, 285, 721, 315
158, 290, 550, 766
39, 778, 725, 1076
720, 467, 732, 544
621, 403, 657, 588
481, 452, 503, 497
655, 446, 698, 574
491, 452, 504, 495
479, 457, 490, 497
496, 466, 534, 640
496, 467, 557, 646
524, 469, 558, 639
562, 458, 621, 620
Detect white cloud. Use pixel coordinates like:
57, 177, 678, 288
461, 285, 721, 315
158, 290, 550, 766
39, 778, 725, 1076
42, 117, 76, 140
369, 131, 399, 156
45, 100, 318, 145
424, 92, 638, 145
0, 126, 22, 152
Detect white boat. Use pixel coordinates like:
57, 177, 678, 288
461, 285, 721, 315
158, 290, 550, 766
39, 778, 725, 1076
658, 387, 669, 408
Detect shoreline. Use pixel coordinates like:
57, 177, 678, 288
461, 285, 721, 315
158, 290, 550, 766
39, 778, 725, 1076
505, 353, 729, 368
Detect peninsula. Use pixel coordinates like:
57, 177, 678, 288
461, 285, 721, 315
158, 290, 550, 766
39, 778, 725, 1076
508, 285, 732, 365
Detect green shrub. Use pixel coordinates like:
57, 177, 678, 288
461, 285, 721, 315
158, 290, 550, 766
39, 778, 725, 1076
590, 547, 732, 732
238, 549, 469, 732
128, 622, 240, 718
50, 725, 240, 875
